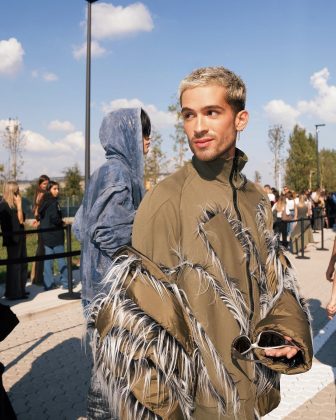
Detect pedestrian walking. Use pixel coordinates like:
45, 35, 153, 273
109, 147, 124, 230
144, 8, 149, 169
39, 181, 69, 290
87, 66, 313, 419
0, 181, 28, 300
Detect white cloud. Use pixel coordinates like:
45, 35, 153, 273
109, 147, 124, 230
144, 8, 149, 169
264, 100, 300, 129
30, 70, 59, 82
102, 98, 175, 130
43, 72, 58, 82
73, 40, 106, 60
1, 122, 105, 179
0, 38, 24, 76
91, 2, 153, 40
297, 68, 336, 123
48, 120, 75, 132
264, 68, 336, 128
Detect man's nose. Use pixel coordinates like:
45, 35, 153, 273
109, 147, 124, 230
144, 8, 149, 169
194, 115, 208, 137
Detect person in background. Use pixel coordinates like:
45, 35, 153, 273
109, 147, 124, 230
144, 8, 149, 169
31, 174, 50, 285
0, 181, 28, 300
290, 192, 314, 254
311, 188, 325, 231
73, 108, 151, 306
272, 194, 289, 247
326, 237, 336, 319
39, 181, 69, 290
264, 184, 275, 206
73, 107, 151, 420
285, 189, 295, 229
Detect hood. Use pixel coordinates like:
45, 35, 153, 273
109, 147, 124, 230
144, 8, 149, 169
99, 108, 144, 182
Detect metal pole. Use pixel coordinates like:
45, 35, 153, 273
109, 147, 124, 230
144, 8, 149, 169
58, 225, 81, 300
85, 1, 98, 187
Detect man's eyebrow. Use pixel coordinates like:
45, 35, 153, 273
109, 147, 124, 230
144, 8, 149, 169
181, 107, 193, 113
202, 105, 225, 111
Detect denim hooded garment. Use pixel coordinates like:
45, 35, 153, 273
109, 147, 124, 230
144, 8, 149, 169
73, 108, 145, 302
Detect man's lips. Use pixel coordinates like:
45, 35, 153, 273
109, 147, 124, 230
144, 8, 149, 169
193, 138, 214, 148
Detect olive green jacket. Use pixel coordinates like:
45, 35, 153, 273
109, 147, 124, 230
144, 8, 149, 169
88, 149, 313, 420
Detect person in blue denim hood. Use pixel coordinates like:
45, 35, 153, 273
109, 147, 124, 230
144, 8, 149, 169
73, 108, 151, 304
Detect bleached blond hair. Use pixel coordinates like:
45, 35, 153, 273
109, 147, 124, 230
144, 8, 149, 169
2, 181, 19, 209
179, 66, 246, 114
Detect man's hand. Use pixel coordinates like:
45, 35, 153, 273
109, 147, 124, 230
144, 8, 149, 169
264, 336, 300, 359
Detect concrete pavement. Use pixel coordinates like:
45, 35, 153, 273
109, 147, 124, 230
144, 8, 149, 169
0, 229, 335, 419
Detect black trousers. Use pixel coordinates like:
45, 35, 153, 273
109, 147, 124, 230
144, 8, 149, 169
5, 238, 28, 299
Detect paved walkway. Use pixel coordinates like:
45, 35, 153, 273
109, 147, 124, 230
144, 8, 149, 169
0, 230, 335, 419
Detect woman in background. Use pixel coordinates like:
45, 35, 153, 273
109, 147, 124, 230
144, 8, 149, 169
0, 181, 28, 300
31, 174, 49, 284
39, 181, 69, 290
291, 192, 314, 254
272, 194, 289, 248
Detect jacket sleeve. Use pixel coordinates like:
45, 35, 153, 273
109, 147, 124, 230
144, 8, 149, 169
87, 191, 194, 419
88, 248, 194, 420
87, 184, 135, 256
254, 202, 313, 374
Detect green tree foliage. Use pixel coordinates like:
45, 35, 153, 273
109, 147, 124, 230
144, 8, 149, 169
62, 164, 83, 201
144, 130, 167, 187
320, 149, 336, 191
23, 182, 37, 203
285, 125, 316, 192
168, 100, 189, 169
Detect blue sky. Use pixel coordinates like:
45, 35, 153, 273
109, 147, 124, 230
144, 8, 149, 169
1, 0, 335, 185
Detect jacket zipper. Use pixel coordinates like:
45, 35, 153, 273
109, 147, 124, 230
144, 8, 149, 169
229, 158, 254, 323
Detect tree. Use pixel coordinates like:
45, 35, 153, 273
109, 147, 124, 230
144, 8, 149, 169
1, 118, 25, 180
62, 164, 83, 202
168, 99, 189, 169
285, 125, 316, 192
144, 130, 167, 188
268, 125, 285, 190
320, 149, 336, 191
23, 181, 37, 203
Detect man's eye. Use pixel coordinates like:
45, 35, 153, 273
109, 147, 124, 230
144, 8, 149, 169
207, 110, 218, 117
182, 112, 194, 120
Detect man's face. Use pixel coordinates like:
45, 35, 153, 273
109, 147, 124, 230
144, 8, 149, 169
143, 136, 151, 155
181, 85, 248, 161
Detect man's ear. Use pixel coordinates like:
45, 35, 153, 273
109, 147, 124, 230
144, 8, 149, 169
235, 110, 249, 131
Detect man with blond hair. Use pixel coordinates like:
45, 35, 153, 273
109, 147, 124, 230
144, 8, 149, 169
88, 67, 313, 419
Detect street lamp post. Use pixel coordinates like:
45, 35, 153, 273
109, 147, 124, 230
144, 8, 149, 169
315, 123, 325, 189
84, 0, 99, 187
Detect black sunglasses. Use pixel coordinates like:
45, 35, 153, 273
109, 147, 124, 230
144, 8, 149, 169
232, 330, 296, 363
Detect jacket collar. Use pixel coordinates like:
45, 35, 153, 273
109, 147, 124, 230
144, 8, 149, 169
192, 148, 248, 189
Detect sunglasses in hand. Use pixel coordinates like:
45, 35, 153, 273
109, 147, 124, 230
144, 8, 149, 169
231, 330, 300, 366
